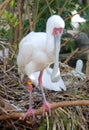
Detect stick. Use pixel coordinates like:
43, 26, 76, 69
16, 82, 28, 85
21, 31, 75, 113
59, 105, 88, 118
77, 47, 89, 55
86, 54, 89, 81
64, 4, 89, 21
61, 30, 82, 48
0, 0, 11, 16
0, 100, 89, 121
64, 48, 79, 64
17, 0, 23, 41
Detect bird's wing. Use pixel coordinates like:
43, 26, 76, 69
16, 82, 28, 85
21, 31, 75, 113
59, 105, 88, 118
42, 69, 66, 91
30, 68, 66, 91
17, 32, 34, 69
17, 32, 47, 74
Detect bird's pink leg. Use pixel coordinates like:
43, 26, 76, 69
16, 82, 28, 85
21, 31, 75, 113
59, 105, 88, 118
38, 70, 51, 116
23, 80, 35, 120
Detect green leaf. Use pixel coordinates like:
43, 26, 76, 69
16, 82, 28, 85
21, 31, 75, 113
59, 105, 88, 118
10, 0, 15, 8
14, 20, 19, 28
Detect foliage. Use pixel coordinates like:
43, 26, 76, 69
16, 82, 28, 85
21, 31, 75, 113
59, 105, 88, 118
0, 27, 9, 40
0, 1, 89, 129
0, 0, 89, 54
4, 10, 18, 28
38, 106, 88, 130
64, 41, 76, 53
79, 8, 89, 32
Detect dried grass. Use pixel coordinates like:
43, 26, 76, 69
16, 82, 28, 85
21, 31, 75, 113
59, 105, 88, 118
0, 1, 89, 129
0, 49, 89, 129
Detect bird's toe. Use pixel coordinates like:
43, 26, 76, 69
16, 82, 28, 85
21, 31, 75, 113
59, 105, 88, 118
42, 102, 51, 117
23, 108, 35, 120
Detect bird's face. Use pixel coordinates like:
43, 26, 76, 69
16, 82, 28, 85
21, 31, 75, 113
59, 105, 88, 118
52, 27, 63, 36
46, 15, 65, 44
52, 27, 64, 46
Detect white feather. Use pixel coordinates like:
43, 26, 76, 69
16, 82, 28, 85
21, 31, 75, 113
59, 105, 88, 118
30, 67, 66, 91
17, 15, 65, 79
64, 59, 86, 80
70, 59, 86, 80
71, 10, 86, 30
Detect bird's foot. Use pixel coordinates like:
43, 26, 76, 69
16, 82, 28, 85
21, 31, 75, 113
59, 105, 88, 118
42, 101, 51, 117
23, 108, 35, 120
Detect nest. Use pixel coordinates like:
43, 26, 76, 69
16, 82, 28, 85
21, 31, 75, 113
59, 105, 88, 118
0, 58, 89, 130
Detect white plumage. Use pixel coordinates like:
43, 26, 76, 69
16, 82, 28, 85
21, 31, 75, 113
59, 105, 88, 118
17, 15, 65, 119
17, 15, 65, 81
71, 10, 86, 31
70, 59, 86, 80
30, 67, 66, 91
64, 59, 86, 80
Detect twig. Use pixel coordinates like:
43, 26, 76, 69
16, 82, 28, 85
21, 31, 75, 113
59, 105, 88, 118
17, 0, 24, 41
59, 0, 68, 15
86, 54, 89, 81
61, 30, 82, 48
64, 48, 79, 64
77, 47, 89, 55
32, 0, 41, 30
62, 46, 89, 64
25, 0, 33, 31
33, 0, 54, 28
45, 0, 52, 15
64, 3, 89, 21
0, 0, 11, 16
14, 26, 19, 44
0, 100, 89, 121
6, 65, 15, 72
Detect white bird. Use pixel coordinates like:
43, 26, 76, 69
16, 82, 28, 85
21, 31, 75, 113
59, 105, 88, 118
71, 10, 86, 31
30, 67, 66, 91
17, 15, 65, 119
63, 59, 86, 80
70, 59, 86, 80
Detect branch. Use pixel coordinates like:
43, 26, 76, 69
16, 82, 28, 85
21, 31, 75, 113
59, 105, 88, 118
77, 47, 89, 55
64, 3, 89, 21
86, 54, 89, 81
64, 48, 79, 64
25, 0, 33, 31
0, 0, 11, 16
0, 100, 89, 121
17, 0, 24, 41
59, 0, 68, 15
45, 0, 53, 15
61, 30, 82, 48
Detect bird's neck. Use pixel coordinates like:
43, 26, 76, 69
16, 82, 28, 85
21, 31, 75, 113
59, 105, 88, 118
46, 32, 55, 51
